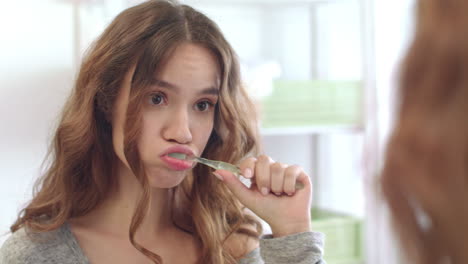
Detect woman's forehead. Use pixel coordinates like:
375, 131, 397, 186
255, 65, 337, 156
151, 43, 221, 92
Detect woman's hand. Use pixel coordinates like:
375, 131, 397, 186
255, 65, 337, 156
213, 155, 312, 237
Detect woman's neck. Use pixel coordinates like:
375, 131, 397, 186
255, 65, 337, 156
73, 162, 176, 241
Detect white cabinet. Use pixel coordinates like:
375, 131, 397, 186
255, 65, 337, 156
187, 0, 370, 215
186, 1, 373, 263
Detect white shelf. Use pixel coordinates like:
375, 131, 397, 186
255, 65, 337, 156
260, 124, 364, 136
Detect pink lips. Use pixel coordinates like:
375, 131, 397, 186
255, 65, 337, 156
160, 146, 195, 171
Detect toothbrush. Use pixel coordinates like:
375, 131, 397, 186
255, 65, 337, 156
168, 152, 304, 190
168, 152, 241, 175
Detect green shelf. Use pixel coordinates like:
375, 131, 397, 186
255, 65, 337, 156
311, 208, 364, 264
260, 80, 362, 128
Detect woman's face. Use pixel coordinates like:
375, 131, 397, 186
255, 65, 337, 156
113, 43, 220, 188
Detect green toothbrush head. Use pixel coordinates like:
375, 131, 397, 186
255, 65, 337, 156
168, 152, 188, 160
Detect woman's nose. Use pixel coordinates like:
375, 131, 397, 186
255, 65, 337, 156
162, 109, 193, 144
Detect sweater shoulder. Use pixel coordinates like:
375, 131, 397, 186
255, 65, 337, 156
0, 225, 80, 264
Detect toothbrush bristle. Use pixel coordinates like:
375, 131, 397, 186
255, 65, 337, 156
168, 152, 187, 160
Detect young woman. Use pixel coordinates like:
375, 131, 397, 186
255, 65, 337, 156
0, 1, 324, 263
382, 0, 468, 263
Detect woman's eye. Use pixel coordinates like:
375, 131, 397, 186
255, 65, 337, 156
150, 93, 166, 105
195, 101, 214, 112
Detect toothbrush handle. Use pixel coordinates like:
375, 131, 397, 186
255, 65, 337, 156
195, 157, 241, 175
195, 157, 304, 190
295, 181, 305, 190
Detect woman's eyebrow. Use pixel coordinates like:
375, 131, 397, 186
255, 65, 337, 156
199, 87, 219, 96
151, 78, 219, 96
151, 79, 177, 90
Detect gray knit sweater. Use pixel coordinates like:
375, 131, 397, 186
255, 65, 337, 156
0, 224, 325, 264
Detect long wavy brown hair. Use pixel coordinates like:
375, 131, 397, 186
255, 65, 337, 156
382, 0, 468, 263
11, 1, 262, 263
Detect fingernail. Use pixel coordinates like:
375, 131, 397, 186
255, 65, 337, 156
261, 187, 269, 196
275, 192, 282, 196
243, 168, 253, 178
287, 192, 293, 196
212, 172, 224, 181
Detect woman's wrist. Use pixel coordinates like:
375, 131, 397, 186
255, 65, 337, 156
270, 221, 312, 238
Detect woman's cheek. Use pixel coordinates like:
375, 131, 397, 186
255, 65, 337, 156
195, 115, 215, 147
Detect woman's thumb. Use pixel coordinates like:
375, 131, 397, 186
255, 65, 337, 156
213, 169, 254, 205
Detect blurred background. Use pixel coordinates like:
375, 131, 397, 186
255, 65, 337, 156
0, 0, 416, 263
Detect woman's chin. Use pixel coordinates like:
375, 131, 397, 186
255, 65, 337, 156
147, 170, 187, 189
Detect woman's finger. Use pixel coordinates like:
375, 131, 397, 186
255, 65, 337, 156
283, 165, 302, 195
255, 155, 273, 196
238, 157, 257, 179
270, 162, 286, 195
214, 169, 260, 208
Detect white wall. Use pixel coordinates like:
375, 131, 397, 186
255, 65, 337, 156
315, 0, 362, 80
0, 1, 74, 244
364, 0, 416, 263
